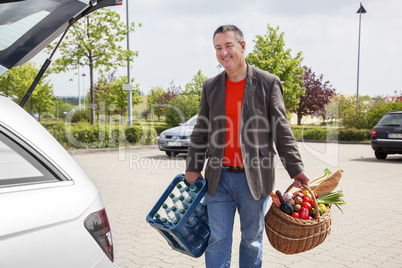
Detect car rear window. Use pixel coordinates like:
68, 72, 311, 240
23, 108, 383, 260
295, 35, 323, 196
377, 113, 402, 126
0, 131, 61, 187
0, 0, 61, 51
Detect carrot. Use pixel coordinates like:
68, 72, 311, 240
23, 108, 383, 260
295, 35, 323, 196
270, 192, 281, 207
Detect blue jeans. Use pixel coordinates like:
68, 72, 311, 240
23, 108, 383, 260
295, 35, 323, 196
204, 169, 269, 268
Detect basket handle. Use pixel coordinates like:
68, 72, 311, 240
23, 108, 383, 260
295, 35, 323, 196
284, 183, 321, 222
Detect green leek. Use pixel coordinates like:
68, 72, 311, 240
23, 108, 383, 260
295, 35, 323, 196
310, 168, 332, 189
317, 190, 346, 214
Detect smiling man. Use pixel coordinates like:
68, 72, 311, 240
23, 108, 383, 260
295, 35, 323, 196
185, 25, 309, 268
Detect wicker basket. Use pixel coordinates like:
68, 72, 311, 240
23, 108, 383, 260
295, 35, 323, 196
265, 184, 331, 254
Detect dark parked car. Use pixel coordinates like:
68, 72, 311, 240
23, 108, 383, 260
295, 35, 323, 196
371, 111, 402, 159
158, 114, 198, 157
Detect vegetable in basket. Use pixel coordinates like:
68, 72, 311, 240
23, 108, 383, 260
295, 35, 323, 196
276, 190, 294, 215
317, 190, 346, 213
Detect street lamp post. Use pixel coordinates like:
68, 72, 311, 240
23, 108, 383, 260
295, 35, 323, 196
356, 2, 367, 104
81, 73, 86, 110
126, 0, 132, 126
78, 64, 81, 110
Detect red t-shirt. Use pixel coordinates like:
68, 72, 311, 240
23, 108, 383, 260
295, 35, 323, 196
223, 77, 246, 167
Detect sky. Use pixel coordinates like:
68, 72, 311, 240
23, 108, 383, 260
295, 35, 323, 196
33, 0, 402, 98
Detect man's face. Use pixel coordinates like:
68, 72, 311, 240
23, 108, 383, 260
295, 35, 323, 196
213, 31, 246, 73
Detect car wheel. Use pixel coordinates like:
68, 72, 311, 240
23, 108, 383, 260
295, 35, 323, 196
375, 151, 387, 159
165, 151, 179, 157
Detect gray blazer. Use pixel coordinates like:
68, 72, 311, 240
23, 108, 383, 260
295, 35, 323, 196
186, 63, 304, 200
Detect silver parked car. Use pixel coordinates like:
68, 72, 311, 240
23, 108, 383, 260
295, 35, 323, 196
158, 114, 198, 157
0, 0, 120, 267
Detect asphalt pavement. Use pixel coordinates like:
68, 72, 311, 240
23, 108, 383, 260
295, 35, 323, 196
71, 142, 402, 268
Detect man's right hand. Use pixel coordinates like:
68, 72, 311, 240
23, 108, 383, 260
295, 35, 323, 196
185, 171, 203, 185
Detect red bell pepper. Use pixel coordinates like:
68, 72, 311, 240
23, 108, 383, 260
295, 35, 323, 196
299, 207, 309, 220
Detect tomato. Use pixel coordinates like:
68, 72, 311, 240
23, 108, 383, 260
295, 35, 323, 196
292, 212, 299, 218
301, 202, 312, 211
303, 197, 314, 206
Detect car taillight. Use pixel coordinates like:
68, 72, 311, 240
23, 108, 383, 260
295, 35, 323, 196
371, 128, 376, 137
84, 208, 114, 262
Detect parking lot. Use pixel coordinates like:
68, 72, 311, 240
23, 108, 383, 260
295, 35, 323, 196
72, 142, 402, 268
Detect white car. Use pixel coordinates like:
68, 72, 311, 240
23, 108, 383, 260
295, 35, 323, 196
0, 0, 120, 267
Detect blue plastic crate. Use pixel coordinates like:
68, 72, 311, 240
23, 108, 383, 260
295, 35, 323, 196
146, 174, 209, 258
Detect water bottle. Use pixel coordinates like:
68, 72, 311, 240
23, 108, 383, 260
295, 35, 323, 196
155, 204, 168, 220
200, 196, 207, 206
173, 219, 202, 249
162, 203, 171, 214
184, 186, 192, 198
186, 215, 209, 239
187, 187, 199, 200
194, 203, 208, 225
169, 193, 184, 210
171, 206, 182, 221
163, 203, 176, 222
176, 183, 186, 195
181, 197, 193, 210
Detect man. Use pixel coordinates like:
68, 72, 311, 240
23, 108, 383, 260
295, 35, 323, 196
185, 25, 309, 268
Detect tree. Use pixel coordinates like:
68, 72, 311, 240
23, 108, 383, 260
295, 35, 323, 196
165, 95, 199, 127
147, 80, 182, 122
95, 72, 141, 123
147, 86, 165, 122
184, 69, 208, 101
0, 62, 53, 120
47, 9, 141, 125
51, 97, 73, 119
245, 24, 305, 110
291, 66, 335, 125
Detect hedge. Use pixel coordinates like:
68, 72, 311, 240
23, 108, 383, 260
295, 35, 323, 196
44, 123, 157, 150
43, 123, 371, 150
291, 126, 371, 142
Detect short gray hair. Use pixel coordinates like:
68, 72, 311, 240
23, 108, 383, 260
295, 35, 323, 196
213, 25, 244, 43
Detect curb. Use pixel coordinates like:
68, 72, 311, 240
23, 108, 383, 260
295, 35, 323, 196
68, 144, 159, 155
67, 140, 371, 155
296, 139, 371, 145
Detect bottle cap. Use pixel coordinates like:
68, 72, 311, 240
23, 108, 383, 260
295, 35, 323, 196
180, 209, 185, 214
179, 195, 184, 201
185, 186, 190, 192
173, 219, 179, 225
186, 198, 193, 204
192, 188, 199, 194
176, 183, 182, 189
154, 213, 160, 219
171, 206, 177, 212
161, 218, 168, 224
162, 203, 168, 209
169, 193, 175, 198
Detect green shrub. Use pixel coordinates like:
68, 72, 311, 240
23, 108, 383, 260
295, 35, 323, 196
291, 125, 369, 142
71, 109, 91, 123
42, 122, 158, 149
125, 126, 142, 144
153, 125, 170, 135
338, 128, 371, 141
